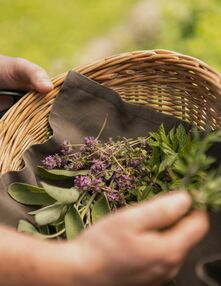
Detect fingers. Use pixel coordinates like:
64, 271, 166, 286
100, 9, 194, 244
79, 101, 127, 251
13, 58, 54, 93
117, 191, 191, 231
0, 55, 53, 93
162, 210, 209, 254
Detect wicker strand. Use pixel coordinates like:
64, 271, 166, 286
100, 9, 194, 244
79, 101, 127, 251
0, 50, 221, 173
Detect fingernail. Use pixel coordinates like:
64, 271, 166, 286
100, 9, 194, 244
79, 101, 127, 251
40, 79, 54, 88
35, 70, 52, 85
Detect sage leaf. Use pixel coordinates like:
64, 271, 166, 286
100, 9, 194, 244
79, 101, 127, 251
8, 183, 55, 205
35, 204, 64, 226
40, 182, 80, 203
28, 202, 61, 215
65, 207, 84, 240
18, 220, 65, 239
37, 166, 88, 180
92, 193, 110, 223
18, 220, 43, 237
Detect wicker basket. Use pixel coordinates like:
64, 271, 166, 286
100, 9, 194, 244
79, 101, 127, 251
1, 49, 221, 174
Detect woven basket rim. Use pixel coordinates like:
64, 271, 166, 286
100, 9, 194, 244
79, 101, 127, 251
1, 49, 221, 173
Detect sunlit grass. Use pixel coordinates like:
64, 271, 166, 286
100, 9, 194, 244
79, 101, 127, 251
0, 0, 137, 74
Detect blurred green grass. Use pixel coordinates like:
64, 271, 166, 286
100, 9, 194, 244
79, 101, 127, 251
1, 0, 221, 75
0, 0, 137, 75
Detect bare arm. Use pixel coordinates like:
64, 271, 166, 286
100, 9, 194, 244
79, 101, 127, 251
0, 192, 208, 286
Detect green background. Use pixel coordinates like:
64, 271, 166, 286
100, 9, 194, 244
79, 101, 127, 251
0, 0, 220, 76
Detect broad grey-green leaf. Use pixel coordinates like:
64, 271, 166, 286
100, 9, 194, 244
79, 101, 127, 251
65, 207, 84, 240
18, 220, 42, 237
28, 202, 61, 215
37, 166, 88, 180
40, 182, 80, 203
8, 183, 55, 205
92, 193, 110, 223
18, 219, 65, 239
35, 204, 63, 226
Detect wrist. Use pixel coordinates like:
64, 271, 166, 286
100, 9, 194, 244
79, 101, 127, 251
43, 241, 87, 286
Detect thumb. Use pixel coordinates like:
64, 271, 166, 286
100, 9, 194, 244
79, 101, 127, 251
14, 58, 54, 93
0, 56, 53, 93
29, 68, 54, 93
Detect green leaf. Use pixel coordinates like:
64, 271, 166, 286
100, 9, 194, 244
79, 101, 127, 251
158, 124, 169, 145
40, 182, 80, 204
169, 127, 179, 151
18, 220, 43, 237
161, 143, 176, 156
92, 193, 111, 223
28, 202, 61, 215
141, 186, 157, 200
37, 166, 88, 180
8, 183, 55, 205
158, 154, 177, 173
146, 137, 159, 147
176, 125, 188, 151
34, 204, 64, 226
149, 131, 161, 142
149, 147, 161, 167
65, 207, 84, 240
18, 219, 66, 239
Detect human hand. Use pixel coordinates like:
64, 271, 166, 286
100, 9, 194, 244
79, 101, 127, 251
61, 191, 208, 286
0, 192, 208, 286
0, 55, 53, 112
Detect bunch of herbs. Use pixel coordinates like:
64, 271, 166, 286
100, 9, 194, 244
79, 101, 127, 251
8, 124, 221, 240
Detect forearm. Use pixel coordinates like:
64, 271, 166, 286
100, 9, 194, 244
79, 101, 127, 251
0, 225, 82, 286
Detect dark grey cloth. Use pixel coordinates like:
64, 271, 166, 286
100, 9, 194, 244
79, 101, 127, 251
0, 71, 220, 286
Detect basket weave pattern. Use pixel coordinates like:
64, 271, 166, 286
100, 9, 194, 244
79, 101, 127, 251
1, 49, 221, 173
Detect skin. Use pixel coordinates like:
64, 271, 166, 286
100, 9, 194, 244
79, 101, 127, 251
0, 55, 209, 286
0, 55, 53, 111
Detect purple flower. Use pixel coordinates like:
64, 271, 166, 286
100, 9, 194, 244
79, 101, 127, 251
84, 136, 98, 148
107, 192, 121, 202
42, 154, 62, 169
54, 154, 62, 168
74, 175, 91, 191
90, 159, 107, 173
63, 152, 85, 170
91, 177, 103, 191
115, 173, 132, 190
128, 159, 141, 168
61, 140, 72, 155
